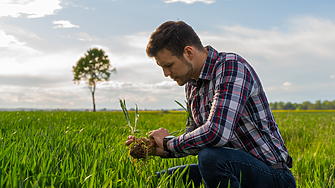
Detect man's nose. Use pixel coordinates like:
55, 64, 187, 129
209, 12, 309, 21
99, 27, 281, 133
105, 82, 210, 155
162, 68, 171, 77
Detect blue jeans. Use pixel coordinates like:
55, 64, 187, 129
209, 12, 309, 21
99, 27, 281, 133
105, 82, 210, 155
157, 147, 296, 188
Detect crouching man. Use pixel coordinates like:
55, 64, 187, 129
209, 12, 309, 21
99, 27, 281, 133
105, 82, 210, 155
126, 20, 296, 188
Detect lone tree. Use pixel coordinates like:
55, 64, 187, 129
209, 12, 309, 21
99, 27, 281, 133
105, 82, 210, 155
72, 48, 116, 112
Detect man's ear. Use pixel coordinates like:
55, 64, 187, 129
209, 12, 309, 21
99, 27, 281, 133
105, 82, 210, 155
183, 46, 194, 61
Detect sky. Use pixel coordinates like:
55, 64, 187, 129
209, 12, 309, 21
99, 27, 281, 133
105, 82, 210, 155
1, 0, 335, 110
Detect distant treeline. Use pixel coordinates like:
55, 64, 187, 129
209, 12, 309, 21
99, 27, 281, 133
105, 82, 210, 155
270, 100, 335, 110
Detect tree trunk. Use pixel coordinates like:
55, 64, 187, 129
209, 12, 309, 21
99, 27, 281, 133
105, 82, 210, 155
92, 91, 96, 112
91, 84, 96, 112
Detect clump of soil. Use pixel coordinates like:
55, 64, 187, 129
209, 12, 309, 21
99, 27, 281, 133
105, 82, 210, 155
129, 142, 147, 159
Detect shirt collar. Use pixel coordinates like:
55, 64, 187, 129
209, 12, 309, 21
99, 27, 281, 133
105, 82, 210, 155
198, 45, 218, 81
187, 45, 218, 86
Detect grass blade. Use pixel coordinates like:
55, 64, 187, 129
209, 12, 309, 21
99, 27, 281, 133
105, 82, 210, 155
89, 159, 98, 188
0, 142, 15, 161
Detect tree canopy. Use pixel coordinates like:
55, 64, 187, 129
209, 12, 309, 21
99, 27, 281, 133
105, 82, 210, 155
72, 48, 116, 112
270, 100, 335, 110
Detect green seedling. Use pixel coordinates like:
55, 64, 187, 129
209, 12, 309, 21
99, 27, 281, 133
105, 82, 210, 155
174, 100, 194, 126
119, 99, 151, 159
119, 98, 139, 136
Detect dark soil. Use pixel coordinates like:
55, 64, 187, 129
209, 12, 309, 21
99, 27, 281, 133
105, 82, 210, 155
129, 142, 147, 159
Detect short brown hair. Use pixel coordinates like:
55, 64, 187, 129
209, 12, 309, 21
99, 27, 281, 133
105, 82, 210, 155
146, 21, 204, 58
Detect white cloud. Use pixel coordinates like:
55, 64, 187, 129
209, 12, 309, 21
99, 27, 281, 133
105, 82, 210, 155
124, 32, 150, 49
164, 0, 215, 4
201, 17, 335, 67
0, 84, 82, 108
0, 30, 41, 61
76, 32, 102, 42
0, 30, 25, 47
101, 80, 176, 90
53, 20, 79, 29
281, 82, 293, 92
64, 1, 94, 10
0, 25, 41, 40
265, 82, 335, 103
0, 79, 184, 109
0, 50, 81, 76
77, 38, 87, 41
331, 75, 335, 79
283, 82, 292, 87
199, 17, 335, 103
0, 0, 62, 18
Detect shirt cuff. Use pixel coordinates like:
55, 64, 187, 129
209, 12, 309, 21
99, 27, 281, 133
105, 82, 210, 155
169, 137, 182, 153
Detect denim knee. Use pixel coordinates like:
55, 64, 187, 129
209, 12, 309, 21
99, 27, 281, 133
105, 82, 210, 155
198, 147, 219, 166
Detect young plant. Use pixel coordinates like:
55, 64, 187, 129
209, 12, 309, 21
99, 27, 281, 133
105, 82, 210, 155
119, 98, 138, 136
119, 99, 149, 159
174, 100, 194, 125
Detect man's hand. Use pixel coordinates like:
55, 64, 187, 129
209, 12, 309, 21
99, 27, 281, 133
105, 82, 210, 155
148, 128, 171, 149
125, 135, 141, 146
124, 135, 165, 156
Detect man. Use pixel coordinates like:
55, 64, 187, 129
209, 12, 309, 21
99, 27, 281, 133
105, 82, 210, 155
125, 21, 296, 188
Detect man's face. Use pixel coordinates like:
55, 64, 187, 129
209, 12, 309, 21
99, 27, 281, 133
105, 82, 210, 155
155, 49, 193, 86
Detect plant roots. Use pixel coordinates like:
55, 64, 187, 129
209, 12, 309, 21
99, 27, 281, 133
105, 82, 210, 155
129, 142, 147, 159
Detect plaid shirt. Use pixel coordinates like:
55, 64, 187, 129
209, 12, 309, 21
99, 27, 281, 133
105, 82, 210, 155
169, 46, 293, 168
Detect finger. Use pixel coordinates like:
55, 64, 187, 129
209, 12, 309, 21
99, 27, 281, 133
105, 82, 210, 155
128, 135, 135, 140
125, 140, 131, 146
150, 140, 156, 147
125, 139, 134, 146
149, 130, 155, 137
140, 137, 148, 142
149, 133, 154, 141
148, 136, 156, 147
149, 138, 157, 147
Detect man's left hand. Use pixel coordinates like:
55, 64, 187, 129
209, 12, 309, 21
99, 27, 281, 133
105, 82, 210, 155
148, 128, 170, 149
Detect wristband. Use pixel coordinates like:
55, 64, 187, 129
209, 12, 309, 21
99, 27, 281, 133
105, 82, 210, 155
163, 135, 174, 152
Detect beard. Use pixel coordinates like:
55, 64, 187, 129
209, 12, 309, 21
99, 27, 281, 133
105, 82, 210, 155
174, 57, 194, 86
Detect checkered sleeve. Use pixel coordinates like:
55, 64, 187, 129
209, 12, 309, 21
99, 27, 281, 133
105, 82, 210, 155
169, 56, 254, 154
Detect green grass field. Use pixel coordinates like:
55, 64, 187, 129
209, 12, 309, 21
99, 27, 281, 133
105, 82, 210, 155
0, 110, 334, 187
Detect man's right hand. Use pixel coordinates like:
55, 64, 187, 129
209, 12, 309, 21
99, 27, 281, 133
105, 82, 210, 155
125, 135, 164, 156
